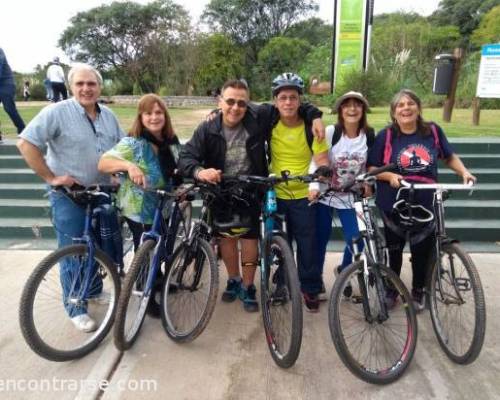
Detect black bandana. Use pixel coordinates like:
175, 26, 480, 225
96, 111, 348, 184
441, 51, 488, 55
140, 130, 181, 185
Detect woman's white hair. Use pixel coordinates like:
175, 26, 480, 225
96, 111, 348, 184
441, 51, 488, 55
68, 63, 103, 87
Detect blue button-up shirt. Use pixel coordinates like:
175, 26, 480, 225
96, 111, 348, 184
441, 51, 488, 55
20, 98, 124, 185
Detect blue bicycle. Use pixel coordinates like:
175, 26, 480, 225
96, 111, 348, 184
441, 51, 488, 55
223, 172, 318, 368
113, 184, 216, 349
19, 185, 121, 361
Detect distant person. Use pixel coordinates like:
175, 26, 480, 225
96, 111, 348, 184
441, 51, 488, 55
43, 78, 53, 101
0, 47, 26, 143
47, 57, 68, 102
23, 81, 30, 101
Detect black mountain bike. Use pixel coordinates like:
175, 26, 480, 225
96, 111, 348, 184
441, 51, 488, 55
399, 179, 486, 364
326, 165, 418, 384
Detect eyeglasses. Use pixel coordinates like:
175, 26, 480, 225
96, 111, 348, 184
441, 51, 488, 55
276, 95, 299, 103
222, 98, 248, 108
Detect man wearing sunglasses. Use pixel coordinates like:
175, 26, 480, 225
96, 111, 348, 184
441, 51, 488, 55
179, 78, 325, 313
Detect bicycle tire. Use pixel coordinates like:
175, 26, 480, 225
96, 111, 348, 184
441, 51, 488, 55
19, 244, 119, 361
114, 239, 157, 351
429, 242, 486, 364
261, 235, 303, 369
160, 238, 218, 343
329, 261, 417, 384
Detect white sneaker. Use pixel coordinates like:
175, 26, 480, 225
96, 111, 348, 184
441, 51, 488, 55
71, 314, 97, 332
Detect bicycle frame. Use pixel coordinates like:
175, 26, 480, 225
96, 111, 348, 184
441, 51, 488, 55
137, 189, 191, 298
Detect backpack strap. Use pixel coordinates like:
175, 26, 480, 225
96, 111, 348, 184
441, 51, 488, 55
366, 127, 375, 148
331, 124, 342, 147
383, 128, 392, 165
430, 123, 443, 158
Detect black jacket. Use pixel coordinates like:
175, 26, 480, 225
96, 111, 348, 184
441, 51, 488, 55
178, 106, 267, 178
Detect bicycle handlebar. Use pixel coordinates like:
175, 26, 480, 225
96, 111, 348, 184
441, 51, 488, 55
399, 180, 475, 191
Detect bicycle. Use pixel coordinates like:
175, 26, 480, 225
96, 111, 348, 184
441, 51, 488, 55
326, 164, 418, 384
114, 184, 214, 350
222, 171, 321, 368
398, 179, 486, 364
19, 185, 122, 361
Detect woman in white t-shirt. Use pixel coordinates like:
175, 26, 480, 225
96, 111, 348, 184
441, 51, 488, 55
309, 91, 374, 298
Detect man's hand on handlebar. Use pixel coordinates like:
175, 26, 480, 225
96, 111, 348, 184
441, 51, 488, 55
196, 168, 222, 184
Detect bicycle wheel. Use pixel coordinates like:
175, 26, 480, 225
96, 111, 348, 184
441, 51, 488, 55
161, 238, 218, 342
19, 244, 119, 361
429, 242, 486, 364
261, 235, 302, 369
329, 261, 417, 384
114, 239, 157, 350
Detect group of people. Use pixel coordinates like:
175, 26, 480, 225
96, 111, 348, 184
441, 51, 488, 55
15, 61, 475, 331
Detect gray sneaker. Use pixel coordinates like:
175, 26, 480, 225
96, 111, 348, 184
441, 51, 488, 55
411, 288, 426, 312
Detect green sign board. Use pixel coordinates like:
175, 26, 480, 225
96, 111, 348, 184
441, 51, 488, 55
334, 0, 367, 90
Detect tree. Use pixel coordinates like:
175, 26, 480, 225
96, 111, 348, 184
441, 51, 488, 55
192, 34, 245, 95
371, 13, 460, 91
470, 5, 500, 47
430, 0, 500, 44
252, 36, 310, 98
201, 0, 318, 62
59, 0, 192, 93
284, 17, 332, 47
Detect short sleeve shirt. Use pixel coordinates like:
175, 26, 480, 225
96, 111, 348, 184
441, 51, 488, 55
102, 136, 167, 224
367, 124, 454, 212
271, 120, 328, 199
320, 126, 368, 209
20, 98, 124, 186
223, 123, 251, 176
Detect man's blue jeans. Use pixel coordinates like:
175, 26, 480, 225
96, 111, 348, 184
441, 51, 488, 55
49, 190, 100, 317
0, 85, 25, 133
277, 198, 322, 295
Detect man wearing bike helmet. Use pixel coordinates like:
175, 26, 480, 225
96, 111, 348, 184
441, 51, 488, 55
179, 78, 325, 313
266, 72, 329, 312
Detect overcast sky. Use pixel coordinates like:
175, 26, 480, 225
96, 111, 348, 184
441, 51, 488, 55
0, 0, 440, 73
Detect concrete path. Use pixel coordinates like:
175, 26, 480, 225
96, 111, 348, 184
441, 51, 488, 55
1, 251, 499, 400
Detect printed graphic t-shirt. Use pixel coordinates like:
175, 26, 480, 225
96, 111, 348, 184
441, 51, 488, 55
367, 124, 454, 212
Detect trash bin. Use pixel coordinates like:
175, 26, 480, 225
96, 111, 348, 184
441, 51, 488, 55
433, 54, 455, 95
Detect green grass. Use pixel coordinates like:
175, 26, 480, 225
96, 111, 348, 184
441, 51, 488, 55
2, 102, 499, 139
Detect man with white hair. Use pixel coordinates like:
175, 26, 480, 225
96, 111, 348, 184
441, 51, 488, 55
17, 63, 124, 331
47, 56, 68, 102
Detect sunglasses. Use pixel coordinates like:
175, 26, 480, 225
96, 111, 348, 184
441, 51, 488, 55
222, 98, 248, 108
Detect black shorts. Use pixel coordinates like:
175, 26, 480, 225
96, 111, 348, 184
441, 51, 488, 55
211, 203, 260, 239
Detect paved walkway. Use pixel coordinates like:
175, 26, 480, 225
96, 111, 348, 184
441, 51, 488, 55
1, 250, 499, 400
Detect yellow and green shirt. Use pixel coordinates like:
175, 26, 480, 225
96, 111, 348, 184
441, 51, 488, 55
270, 120, 328, 199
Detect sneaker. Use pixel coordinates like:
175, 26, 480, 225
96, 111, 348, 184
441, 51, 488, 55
411, 288, 426, 312
318, 281, 327, 302
270, 284, 289, 305
239, 284, 259, 312
302, 292, 320, 313
221, 278, 241, 302
385, 288, 399, 310
334, 266, 352, 299
71, 314, 97, 332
